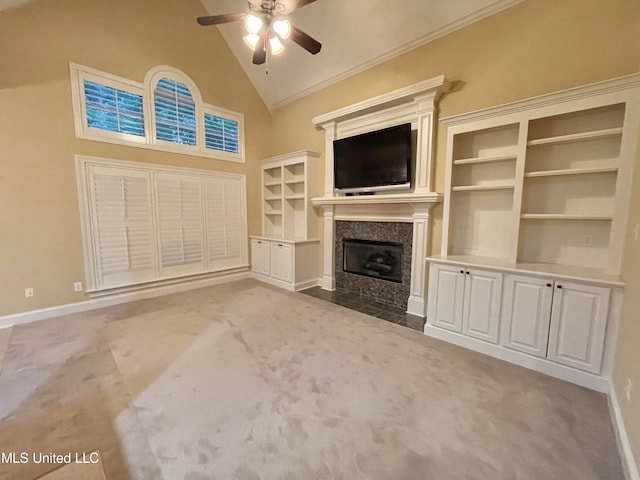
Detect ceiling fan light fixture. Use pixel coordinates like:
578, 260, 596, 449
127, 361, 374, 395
244, 13, 263, 34
244, 33, 260, 50
269, 36, 285, 55
272, 18, 291, 39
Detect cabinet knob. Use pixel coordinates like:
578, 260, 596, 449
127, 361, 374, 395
546, 283, 552, 287
460, 269, 464, 274
466, 271, 470, 275
278, 244, 283, 247
556, 285, 563, 289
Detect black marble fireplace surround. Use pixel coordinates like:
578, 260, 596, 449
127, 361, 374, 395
335, 221, 413, 309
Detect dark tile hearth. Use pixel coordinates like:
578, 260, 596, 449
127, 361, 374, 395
300, 286, 426, 332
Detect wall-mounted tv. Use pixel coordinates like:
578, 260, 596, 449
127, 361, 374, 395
333, 123, 412, 194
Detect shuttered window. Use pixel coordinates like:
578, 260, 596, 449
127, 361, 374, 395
84, 81, 145, 137
78, 157, 247, 292
205, 177, 245, 270
204, 113, 239, 154
154, 78, 197, 146
88, 166, 157, 289
155, 173, 204, 277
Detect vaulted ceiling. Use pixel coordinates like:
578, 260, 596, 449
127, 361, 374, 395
199, 0, 523, 110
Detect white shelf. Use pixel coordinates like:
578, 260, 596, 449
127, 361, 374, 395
285, 195, 305, 200
524, 167, 618, 178
527, 127, 623, 147
453, 154, 517, 165
520, 214, 613, 221
285, 178, 305, 185
452, 184, 515, 192
264, 181, 282, 187
264, 196, 281, 201
265, 211, 282, 216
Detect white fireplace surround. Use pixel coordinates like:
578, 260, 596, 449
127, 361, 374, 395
312, 76, 449, 317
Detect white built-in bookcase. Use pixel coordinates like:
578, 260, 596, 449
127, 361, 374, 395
441, 75, 640, 278
261, 150, 320, 240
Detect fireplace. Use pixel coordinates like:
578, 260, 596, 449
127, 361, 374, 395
335, 221, 413, 309
343, 238, 403, 283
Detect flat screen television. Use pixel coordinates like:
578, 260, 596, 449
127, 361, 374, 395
333, 123, 411, 194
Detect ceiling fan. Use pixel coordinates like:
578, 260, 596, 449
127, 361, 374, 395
197, 0, 322, 65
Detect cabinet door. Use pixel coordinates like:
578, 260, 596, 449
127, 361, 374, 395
461, 268, 503, 343
269, 242, 281, 279
250, 239, 266, 275
500, 275, 553, 357
278, 243, 293, 282
547, 281, 610, 373
427, 264, 465, 332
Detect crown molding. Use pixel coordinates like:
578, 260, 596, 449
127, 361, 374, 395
442, 73, 640, 126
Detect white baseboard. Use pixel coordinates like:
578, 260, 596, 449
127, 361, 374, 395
406, 295, 426, 317
0, 269, 251, 329
609, 380, 640, 480
423, 324, 609, 393
295, 278, 320, 291
319, 275, 336, 291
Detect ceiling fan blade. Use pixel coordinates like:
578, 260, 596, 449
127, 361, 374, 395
296, 0, 318, 8
197, 13, 246, 26
289, 26, 322, 55
253, 35, 267, 65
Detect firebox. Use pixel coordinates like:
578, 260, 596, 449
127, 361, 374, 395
342, 238, 403, 283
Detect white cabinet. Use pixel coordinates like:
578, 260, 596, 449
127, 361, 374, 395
250, 237, 318, 291
547, 281, 610, 373
427, 264, 465, 332
250, 239, 270, 276
269, 242, 293, 282
500, 275, 553, 358
427, 263, 502, 344
462, 268, 503, 343
252, 151, 320, 292
500, 275, 610, 373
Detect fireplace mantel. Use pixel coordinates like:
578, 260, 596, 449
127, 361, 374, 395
311, 76, 448, 317
312, 192, 442, 207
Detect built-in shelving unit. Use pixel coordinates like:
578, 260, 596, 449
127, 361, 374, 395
427, 74, 640, 392
441, 79, 638, 276
260, 150, 320, 240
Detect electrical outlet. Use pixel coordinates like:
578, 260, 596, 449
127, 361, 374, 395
583, 234, 593, 247
626, 378, 633, 402
24, 288, 34, 298
73, 282, 83, 292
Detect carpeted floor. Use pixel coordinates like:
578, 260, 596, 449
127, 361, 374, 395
0, 279, 623, 480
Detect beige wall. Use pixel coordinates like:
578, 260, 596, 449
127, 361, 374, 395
613, 122, 640, 467
268, 0, 640, 467
0, 0, 272, 315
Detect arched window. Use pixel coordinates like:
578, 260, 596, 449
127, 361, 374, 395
153, 77, 197, 146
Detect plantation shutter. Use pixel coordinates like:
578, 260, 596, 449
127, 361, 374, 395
204, 177, 246, 270
154, 173, 205, 277
88, 166, 156, 289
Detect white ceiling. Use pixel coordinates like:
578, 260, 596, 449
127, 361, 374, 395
199, 0, 523, 110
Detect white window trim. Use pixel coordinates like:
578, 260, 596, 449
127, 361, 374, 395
70, 63, 245, 163
75, 154, 249, 293
70, 63, 149, 145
